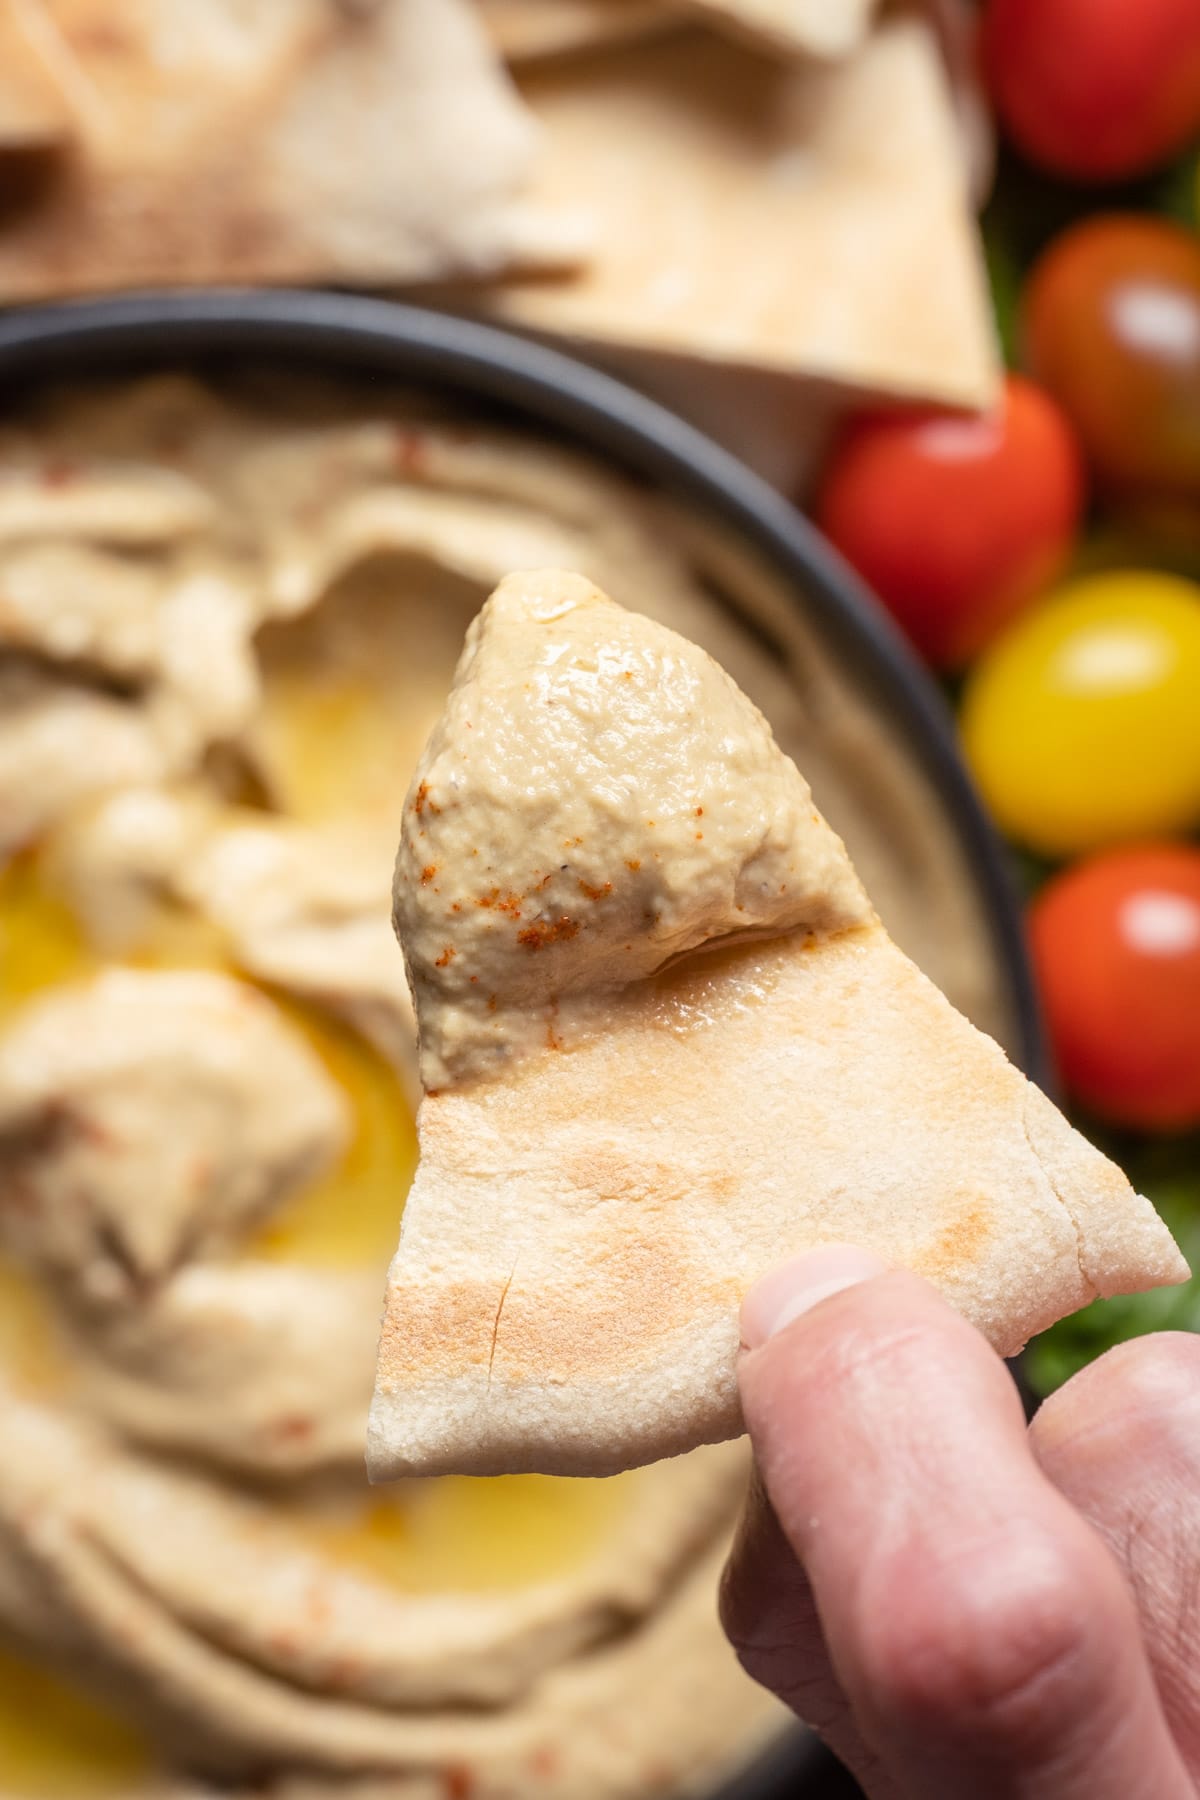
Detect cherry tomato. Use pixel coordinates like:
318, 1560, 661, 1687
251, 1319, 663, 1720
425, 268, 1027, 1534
1030, 845, 1200, 1130
1022, 217, 1200, 522
813, 375, 1084, 670
982, 0, 1200, 181
960, 571, 1200, 856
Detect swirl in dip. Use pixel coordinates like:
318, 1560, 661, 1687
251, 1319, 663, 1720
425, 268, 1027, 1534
0, 375, 1012, 1800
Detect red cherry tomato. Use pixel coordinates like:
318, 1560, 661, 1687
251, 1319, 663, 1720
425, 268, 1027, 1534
982, 0, 1200, 181
1029, 844, 1200, 1131
1023, 217, 1200, 524
812, 375, 1084, 670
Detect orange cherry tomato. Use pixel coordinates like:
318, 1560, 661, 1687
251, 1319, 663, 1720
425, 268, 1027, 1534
1029, 845, 1200, 1131
813, 375, 1084, 670
982, 0, 1200, 181
1022, 217, 1200, 523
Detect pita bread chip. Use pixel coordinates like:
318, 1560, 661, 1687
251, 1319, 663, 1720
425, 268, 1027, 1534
681, 0, 879, 59
0, 0, 574, 302
480, 0, 682, 62
368, 571, 1187, 1480
482, 18, 998, 406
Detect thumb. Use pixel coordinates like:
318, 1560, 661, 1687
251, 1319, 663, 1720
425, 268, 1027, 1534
730, 1245, 1193, 1800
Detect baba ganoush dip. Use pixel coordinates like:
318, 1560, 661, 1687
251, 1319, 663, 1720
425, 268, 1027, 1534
0, 373, 1013, 1800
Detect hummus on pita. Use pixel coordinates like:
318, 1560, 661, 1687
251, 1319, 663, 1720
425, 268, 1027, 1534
0, 373, 1014, 1797
372, 575, 1183, 1482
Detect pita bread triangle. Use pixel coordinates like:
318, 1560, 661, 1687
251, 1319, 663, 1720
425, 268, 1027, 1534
0, 0, 573, 302
368, 570, 1187, 1480
480, 18, 999, 407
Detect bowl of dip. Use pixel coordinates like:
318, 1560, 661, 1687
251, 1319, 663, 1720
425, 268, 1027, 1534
0, 291, 1043, 1800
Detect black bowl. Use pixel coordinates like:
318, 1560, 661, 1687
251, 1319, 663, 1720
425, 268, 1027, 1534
0, 289, 1048, 1800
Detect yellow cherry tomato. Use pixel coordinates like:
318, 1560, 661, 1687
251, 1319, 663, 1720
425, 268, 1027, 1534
960, 570, 1200, 857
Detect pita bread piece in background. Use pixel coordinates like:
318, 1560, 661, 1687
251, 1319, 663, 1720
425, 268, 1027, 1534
474, 1, 993, 490
369, 571, 1187, 1481
481, 17, 999, 407
0, 0, 574, 302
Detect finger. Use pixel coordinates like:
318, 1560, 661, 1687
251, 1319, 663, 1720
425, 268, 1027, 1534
721, 1465, 905, 1799
1032, 1331, 1200, 1774
737, 1246, 1194, 1800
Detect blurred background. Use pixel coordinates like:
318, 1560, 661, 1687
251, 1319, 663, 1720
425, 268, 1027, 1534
0, 3, 1196, 1799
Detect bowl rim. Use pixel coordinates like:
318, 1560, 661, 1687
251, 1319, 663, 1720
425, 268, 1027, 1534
0, 287, 1048, 1800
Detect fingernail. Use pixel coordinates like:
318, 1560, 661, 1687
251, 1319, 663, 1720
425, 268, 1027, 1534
741, 1245, 888, 1349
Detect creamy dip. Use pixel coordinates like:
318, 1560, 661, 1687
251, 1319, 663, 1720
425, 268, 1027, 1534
0, 373, 1010, 1800
399, 570, 874, 1089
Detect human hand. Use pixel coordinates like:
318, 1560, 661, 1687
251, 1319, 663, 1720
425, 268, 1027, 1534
720, 1246, 1200, 1800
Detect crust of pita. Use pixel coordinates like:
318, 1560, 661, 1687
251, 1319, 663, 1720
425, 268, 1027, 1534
0, 0, 574, 302
369, 924, 1187, 1480
484, 18, 999, 405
